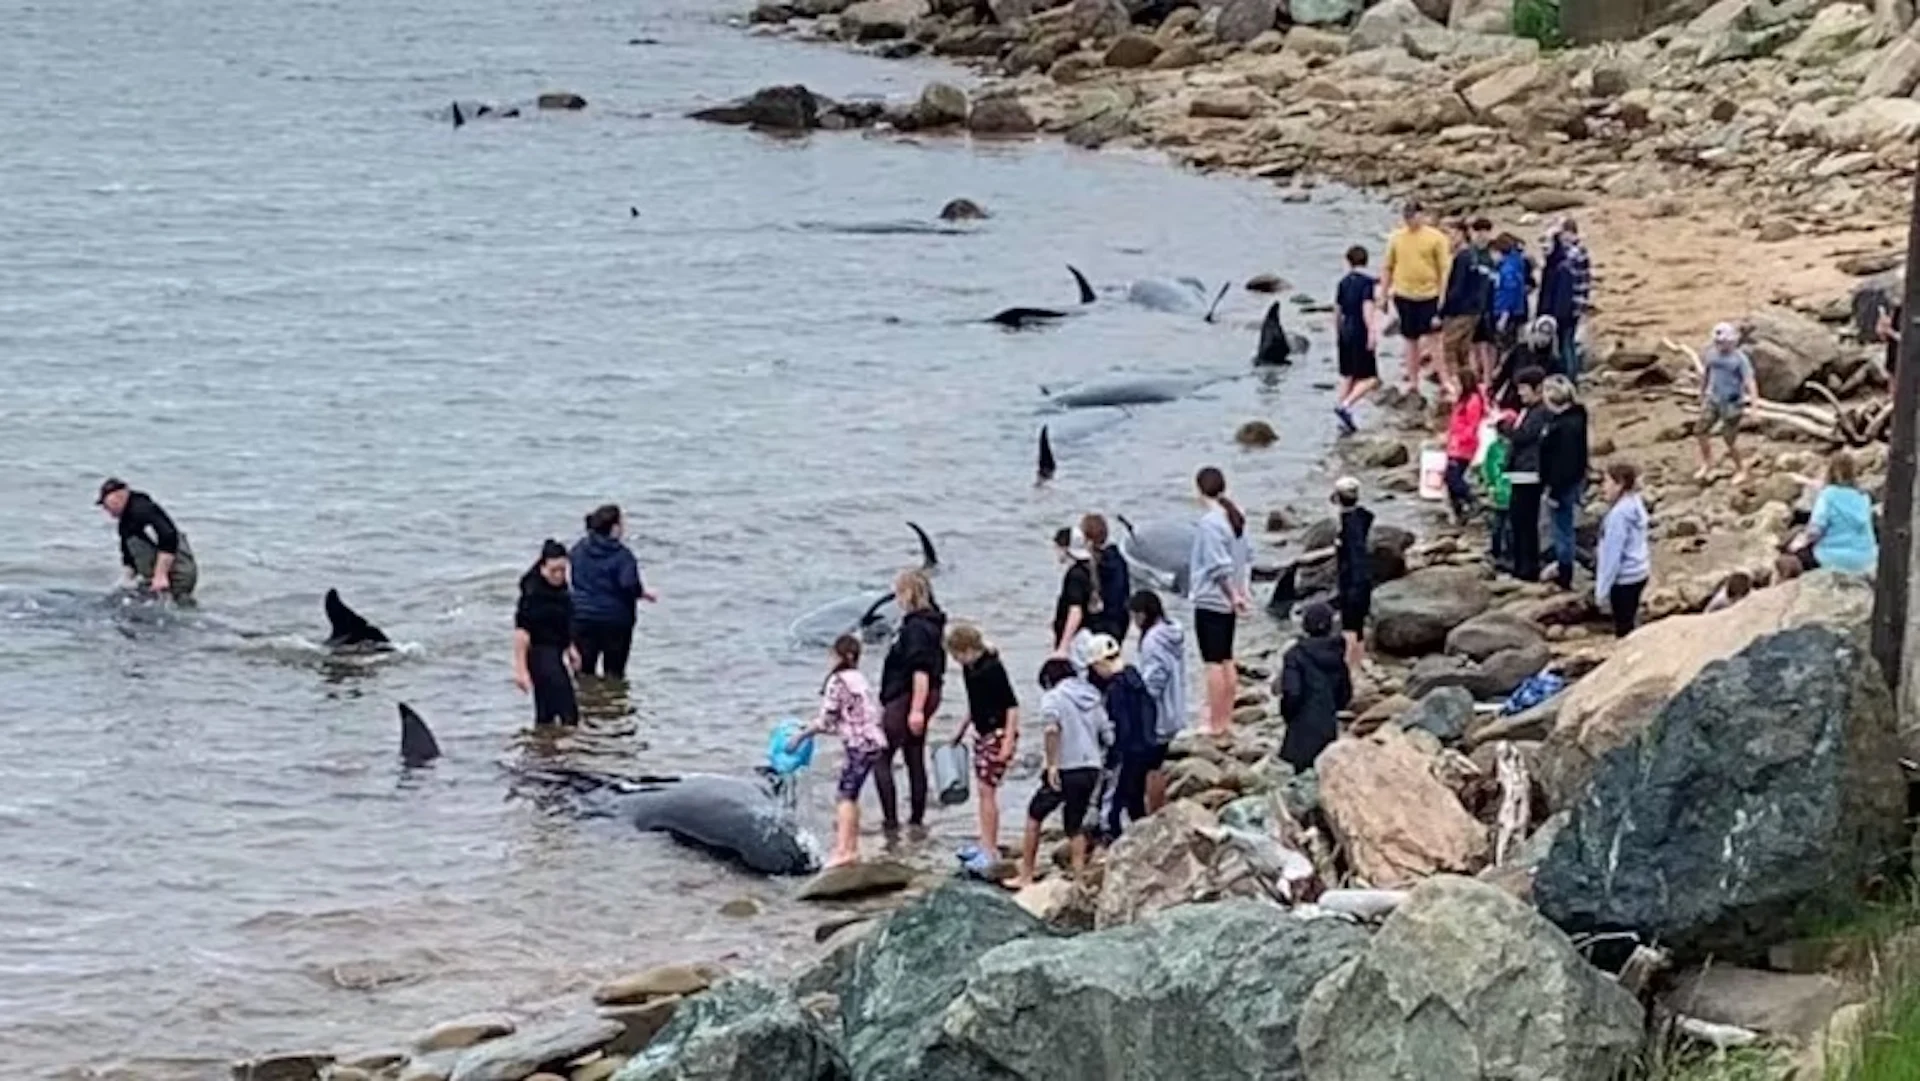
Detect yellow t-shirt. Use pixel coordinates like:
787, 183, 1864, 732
1384, 225, 1450, 301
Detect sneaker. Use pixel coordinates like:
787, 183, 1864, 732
1334, 406, 1357, 435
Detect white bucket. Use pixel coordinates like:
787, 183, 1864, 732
1418, 447, 1449, 501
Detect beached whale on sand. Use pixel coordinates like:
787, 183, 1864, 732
1253, 302, 1311, 367
987, 266, 1097, 329
396, 708, 816, 874
790, 522, 940, 646
324, 590, 391, 651
1117, 515, 1195, 596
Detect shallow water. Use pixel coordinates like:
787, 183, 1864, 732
0, 0, 1392, 1074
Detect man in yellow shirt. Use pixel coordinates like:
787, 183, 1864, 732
1381, 201, 1451, 395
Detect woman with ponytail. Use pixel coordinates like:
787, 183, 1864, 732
513, 539, 580, 727
1081, 513, 1131, 646
1188, 467, 1252, 739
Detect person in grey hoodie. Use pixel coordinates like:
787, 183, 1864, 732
1129, 590, 1188, 813
1594, 461, 1651, 638
1188, 466, 1252, 740
1011, 657, 1112, 889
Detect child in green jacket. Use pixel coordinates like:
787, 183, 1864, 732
1479, 433, 1514, 573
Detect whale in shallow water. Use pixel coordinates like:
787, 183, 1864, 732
1117, 515, 1195, 596
789, 522, 940, 646
1253, 302, 1311, 366
1125, 278, 1232, 322
987, 266, 1097, 329
324, 590, 391, 651
397, 710, 816, 874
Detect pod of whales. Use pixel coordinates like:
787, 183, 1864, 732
395, 707, 815, 875
987, 266, 1096, 329
789, 522, 940, 646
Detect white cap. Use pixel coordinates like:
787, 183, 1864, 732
1712, 322, 1740, 346
1084, 633, 1122, 668
1334, 476, 1362, 498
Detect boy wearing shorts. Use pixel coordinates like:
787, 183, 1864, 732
1334, 245, 1380, 435
946, 623, 1019, 856
1010, 657, 1112, 889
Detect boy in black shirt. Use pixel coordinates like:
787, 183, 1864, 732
947, 622, 1020, 855
1334, 246, 1381, 435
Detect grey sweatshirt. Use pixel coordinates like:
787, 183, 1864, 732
1595, 492, 1651, 601
1188, 505, 1249, 614
1041, 676, 1112, 771
1138, 619, 1189, 743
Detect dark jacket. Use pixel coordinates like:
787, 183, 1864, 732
1501, 404, 1552, 479
569, 533, 643, 626
1538, 238, 1577, 327
1439, 246, 1493, 319
1336, 505, 1375, 602
1278, 635, 1351, 772
1541, 404, 1591, 492
1102, 666, 1160, 760
515, 571, 574, 651
118, 490, 186, 566
880, 606, 948, 705
1091, 549, 1132, 639
1493, 343, 1556, 410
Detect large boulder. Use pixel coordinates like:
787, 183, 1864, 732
841, 883, 1048, 1081
1535, 624, 1907, 961
1779, 97, 1920, 151
1445, 610, 1547, 660
1095, 799, 1314, 928
1351, 0, 1441, 50
1103, 31, 1164, 66
912, 81, 971, 128
1318, 730, 1490, 886
612, 977, 848, 1081
1369, 567, 1494, 656
1398, 686, 1474, 743
1448, 0, 1512, 32
1068, 0, 1132, 37
839, 0, 930, 38
1212, 0, 1280, 42
1290, 0, 1363, 24
1859, 35, 1920, 96
687, 85, 821, 130
1299, 876, 1644, 1081
1743, 306, 1846, 400
968, 96, 1037, 134
936, 903, 1367, 1080
1463, 59, 1554, 112
1779, 2, 1880, 64
449, 1017, 623, 1081
1403, 643, 1550, 700
1536, 572, 1873, 811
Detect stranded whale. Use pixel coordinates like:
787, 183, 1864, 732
324, 590, 391, 650
987, 266, 1097, 329
789, 522, 940, 646
1117, 515, 1196, 596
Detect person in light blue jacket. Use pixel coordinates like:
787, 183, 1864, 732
1790, 450, 1879, 576
1188, 466, 1252, 741
1594, 461, 1651, 638
1129, 590, 1188, 813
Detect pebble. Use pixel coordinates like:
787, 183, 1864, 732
415, 1015, 517, 1054
594, 963, 724, 1005
719, 896, 761, 918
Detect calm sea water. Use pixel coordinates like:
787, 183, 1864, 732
0, 0, 1391, 1074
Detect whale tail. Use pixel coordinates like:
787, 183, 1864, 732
399, 703, 441, 767
1204, 281, 1231, 323
1037, 426, 1056, 484
451, 101, 465, 129
1069, 265, 1095, 305
908, 522, 939, 569
1254, 302, 1293, 366
325, 589, 390, 647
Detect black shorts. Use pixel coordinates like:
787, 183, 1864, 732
1337, 337, 1379, 380
1028, 767, 1101, 836
1339, 593, 1371, 634
1194, 608, 1237, 664
1132, 742, 1171, 772
1473, 315, 1496, 344
1394, 296, 1439, 339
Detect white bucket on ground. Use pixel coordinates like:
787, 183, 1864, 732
1418, 447, 1448, 501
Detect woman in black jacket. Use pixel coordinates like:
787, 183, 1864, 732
1540, 376, 1591, 591
1499, 368, 1552, 584
514, 539, 580, 727
876, 568, 947, 832
1492, 316, 1558, 411
1278, 603, 1352, 772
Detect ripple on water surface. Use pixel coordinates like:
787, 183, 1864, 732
0, 0, 1393, 1073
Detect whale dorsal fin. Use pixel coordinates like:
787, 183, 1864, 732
908, 522, 939, 569
858, 593, 896, 628
1255, 302, 1292, 365
1037, 426, 1056, 483
325, 589, 390, 646
1069, 265, 1095, 306
399, 703, 441, 766
451, 101, 465, 129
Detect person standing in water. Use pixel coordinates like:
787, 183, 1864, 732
946, 622, 1019, 855
875, 568, 947, 834
514, 540, 580, 727
794, 634, 884, 867
1333, 244, 1381, 434
1188, 466, 1252, 740
569, 504, 658, 680
97, 478, 199, 601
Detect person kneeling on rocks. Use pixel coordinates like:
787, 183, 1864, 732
1010, 656, 1111, 890
1278, 603, 1351, 773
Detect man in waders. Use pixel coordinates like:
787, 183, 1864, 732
97, 477, 198, 602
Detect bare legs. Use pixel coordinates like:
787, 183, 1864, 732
1204, 660, 1234, 738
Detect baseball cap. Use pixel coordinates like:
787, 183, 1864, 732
1084, 633, 1122, 668
1333, 476, 1361, 499
1711, 322, 1740, 346
96, 477, 127, 505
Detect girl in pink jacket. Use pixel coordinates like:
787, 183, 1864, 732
797, 633, 885, 866
1443, 367, 1488, 522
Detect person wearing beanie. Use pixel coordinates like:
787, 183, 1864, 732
514, 539, 580, 727
1278, 603, 1351, 772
